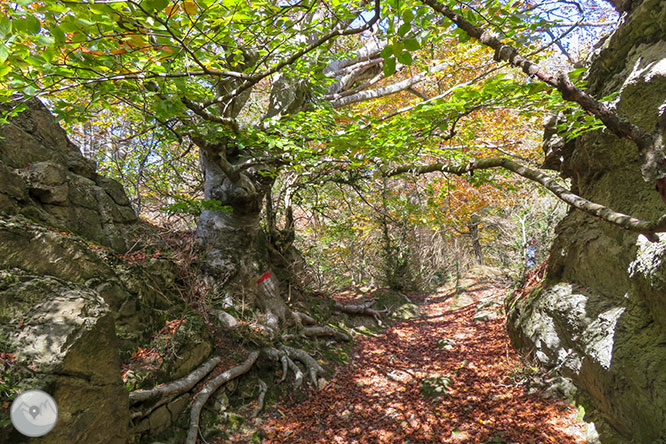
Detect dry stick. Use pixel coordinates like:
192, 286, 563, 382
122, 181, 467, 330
129, 356, 222, 405
386, 157, 666, 241
420, 0, 666, 183
185, 351, 259, 444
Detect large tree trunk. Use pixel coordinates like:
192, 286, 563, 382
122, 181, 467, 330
195, 137, 290, 322
196, 143, 267, 276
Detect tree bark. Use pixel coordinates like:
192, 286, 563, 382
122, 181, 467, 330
196, 141, 270, 277
193, 135, 293, 320
467, 215, 484, 265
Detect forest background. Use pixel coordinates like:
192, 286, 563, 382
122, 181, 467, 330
0, 0, 630, 296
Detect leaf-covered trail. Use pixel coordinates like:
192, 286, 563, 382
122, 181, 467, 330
262, 276, 590, 443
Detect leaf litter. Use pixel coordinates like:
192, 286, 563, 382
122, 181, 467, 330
257, 273, 592, 443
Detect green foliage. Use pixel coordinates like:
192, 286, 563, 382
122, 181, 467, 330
165, 196, 232, 217
420, 375, 452, 398
0, 0, 609, 297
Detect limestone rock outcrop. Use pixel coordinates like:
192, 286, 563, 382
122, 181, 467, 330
0, 98, 138, 251
507, 0, 666, 442
0, 99, 182, 443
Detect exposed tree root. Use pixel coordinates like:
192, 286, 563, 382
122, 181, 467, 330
303, 326, 351, 342
129, 356, 222, 405
264, 347, 305, 388
283, 353, 305, 388
282, 325, 351, 342
264, 344, 325, 388
281, 345, 325, 387
252, 379, 268, 418
335, 301, 387, 324
292, 311, 317, 326
185, 351, 259, 444
129, 356, 224, 423
132, 311, 334, 441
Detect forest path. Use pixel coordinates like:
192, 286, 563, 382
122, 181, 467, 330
260, 270, 591, 444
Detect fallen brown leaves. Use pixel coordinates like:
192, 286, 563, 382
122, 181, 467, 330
506, 261, 548, 309
261, 279, 587, 444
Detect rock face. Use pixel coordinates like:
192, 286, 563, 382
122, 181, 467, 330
0, 99, 180, 443
507, 1, 666, 442
0, 98, 138, 251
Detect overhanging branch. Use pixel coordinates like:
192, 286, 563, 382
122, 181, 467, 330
331, 61, 451, 108
420, 0, 665, 183
386, 158, 666, 241
202, 0, 383, 110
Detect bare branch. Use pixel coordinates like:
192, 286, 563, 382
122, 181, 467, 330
202, 0, 382, 109
323, 39, 385, 78
181, 98, 240, 133
407, 86, 429, 100
331, 61, 451, 108
377, 63, 502, 122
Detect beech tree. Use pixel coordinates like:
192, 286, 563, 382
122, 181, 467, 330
2, 0, 663, 310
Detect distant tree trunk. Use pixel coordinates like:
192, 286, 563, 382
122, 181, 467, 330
467, 216, 484, 265
454, 237, 461, 294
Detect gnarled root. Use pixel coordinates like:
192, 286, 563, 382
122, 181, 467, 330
282, 325, 351, 342
335, 301, 387, 324
252, 379, 268, 418
292, 311, 316, 326
129, 356, 222, 422
303, 326, 351, 342
264, 345, 325, 388
185, 351, 259, 444
264, 347, 304, 388
281, 345, 325, 386
130, 356, 221, 405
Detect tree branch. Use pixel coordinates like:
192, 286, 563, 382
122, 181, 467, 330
40, 70, 250, 95
420, 0, 665, 182
386, 157, 666, 241
376, 63, 502, 122
189, 135, 240, 182
181, 98, 240, 133
201, 0, 382, 110
331, 61, 451, 108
